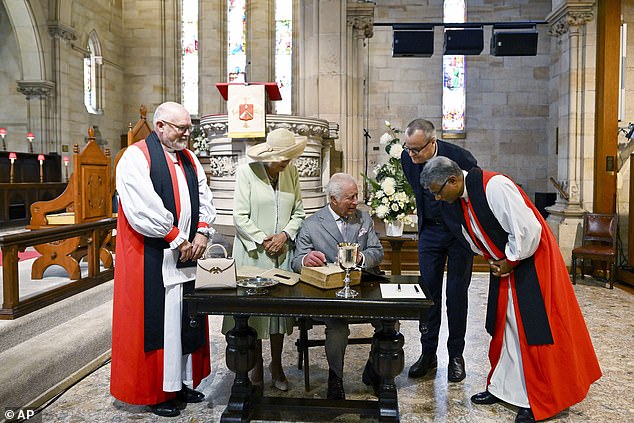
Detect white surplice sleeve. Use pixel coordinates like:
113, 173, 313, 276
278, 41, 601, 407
116, 145, 187, 248
485, 175, 542, 262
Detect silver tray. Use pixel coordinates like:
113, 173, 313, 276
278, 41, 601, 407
237, 277, 278, 295
237, 277, 279, 289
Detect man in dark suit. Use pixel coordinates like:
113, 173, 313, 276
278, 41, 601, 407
400, 118, 477, 383
291, 172, 384, 399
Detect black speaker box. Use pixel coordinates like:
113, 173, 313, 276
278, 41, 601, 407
490, 30, 538, 56
443, 28, 483, 55
393, 30, 434, 57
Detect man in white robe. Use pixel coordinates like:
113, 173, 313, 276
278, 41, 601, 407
111, 102, 217, 418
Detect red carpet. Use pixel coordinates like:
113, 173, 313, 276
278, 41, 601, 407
0, 250, 42, 266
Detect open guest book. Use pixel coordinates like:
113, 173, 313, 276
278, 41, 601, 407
237, 266, 300, 286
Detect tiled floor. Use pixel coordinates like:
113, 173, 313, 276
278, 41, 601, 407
37, 274, 634, 422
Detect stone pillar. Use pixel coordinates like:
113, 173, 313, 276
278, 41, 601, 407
48, 22, 78, 154
545, 1, 595, 265
345, 1, 374, 187
297, 1, 374, 185
16, 80, 55, 154
199, 0, 226, 115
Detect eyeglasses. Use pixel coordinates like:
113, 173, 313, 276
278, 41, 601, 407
162, 120, 192, 133
430, 178, 450, 197
403, 138, 434, 156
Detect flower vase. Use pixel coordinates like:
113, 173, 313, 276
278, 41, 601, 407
385, 220, 404, 237
199, 150, 209, 157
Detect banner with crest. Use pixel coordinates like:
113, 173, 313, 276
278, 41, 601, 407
228, 84, 266, 138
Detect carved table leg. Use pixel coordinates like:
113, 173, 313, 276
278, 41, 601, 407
372, 318, 404, 422
222, 314, 258, 423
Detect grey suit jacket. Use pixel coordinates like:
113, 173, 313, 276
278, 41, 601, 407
291, 206, 384, 273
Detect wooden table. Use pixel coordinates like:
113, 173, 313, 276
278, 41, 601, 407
185, 274, 432, 422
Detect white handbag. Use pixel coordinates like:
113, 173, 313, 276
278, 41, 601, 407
195, 244, 237, 289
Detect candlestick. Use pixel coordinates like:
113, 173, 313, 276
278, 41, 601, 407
0, 128, 6, 151
63, 156, 70, 182
27, 132, 35, 153
9, 152, 16, 183
38, 154, 45, 183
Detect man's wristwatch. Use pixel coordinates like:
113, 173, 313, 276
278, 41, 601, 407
196, 228, 210, 238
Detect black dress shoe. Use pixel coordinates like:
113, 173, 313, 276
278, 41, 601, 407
362, 360, 381, 396
515, 407, 535, 423
175, 384, 205, 403
408, 353, 437, 378
327, 369, 345, 400
470, 391, 500, 405
447, 355, 466, 382
149, 399, 180, 417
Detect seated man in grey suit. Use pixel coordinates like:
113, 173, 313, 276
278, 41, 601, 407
291, 172, 384, 400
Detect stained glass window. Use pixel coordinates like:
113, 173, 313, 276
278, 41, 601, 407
275, 0, 293, 114
442, 0, 466, 136
181, 0, 199, 115
228, 0, 247, 83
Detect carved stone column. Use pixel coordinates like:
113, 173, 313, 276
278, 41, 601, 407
298, 1, 373, 187
48, 22, 78, 154
545, 1, 595, 265
345, 1, 374, 188
16, 80, 55, 154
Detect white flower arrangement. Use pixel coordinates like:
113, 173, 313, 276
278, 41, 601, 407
362, 121, 416, 225
191, 127, 209, 155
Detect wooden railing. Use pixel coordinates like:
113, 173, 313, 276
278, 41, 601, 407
0, 218, 116, 319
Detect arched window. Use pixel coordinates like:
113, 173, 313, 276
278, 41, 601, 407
84, 30, 103, 114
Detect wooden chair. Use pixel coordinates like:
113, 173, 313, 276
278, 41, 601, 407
295, 317, 373, 391
571, 213, 617, 289
27, 127, 112, 279
107, 105, 152, 252
112, 105, 152, 198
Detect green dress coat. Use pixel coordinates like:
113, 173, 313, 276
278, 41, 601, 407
222, 162, 305, 338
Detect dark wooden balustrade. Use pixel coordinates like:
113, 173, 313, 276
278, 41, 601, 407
0, 217, 116, 319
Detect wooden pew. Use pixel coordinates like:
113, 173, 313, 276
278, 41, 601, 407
27, 127, 112, 279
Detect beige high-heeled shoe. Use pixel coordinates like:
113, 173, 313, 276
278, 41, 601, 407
269, 364, 289, 392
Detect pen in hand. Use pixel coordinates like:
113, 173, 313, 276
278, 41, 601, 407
397, 283, 402, 292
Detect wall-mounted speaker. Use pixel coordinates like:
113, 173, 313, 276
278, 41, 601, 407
393, 30, 434, 57
443, 27, 483, 55
490, 28, 538, 56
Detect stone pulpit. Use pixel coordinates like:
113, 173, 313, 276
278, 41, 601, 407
198, 114, 338, 235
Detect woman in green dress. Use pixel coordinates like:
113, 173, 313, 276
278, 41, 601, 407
223, 128, 306, 391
